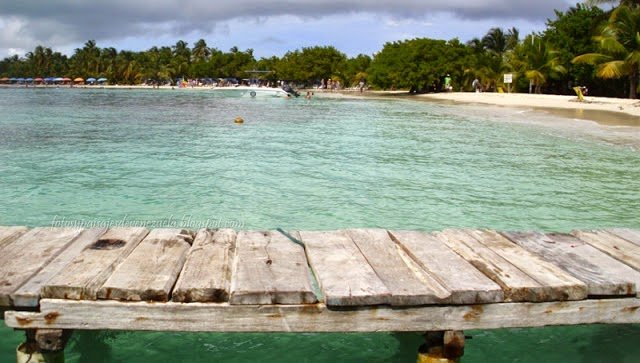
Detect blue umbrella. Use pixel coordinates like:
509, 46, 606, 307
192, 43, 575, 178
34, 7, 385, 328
97, 78, 107, 83
25, 78, 33, 82
54, 77, 64, 82
86, 77, 96, 83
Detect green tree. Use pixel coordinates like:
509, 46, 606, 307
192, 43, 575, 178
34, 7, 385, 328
344, 54, 372, 87
544, 4, 607, 95
368, 38, 470, 92
277, 46, 347, 84
573, 5, 640, 98
512, 35, 567, 93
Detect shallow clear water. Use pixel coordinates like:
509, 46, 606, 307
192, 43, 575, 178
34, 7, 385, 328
0, 88, 639, 362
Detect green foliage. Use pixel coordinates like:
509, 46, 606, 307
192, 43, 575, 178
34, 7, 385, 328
573, 5, 640, 98
368, 38, 470, 92
277, 46, 347, 84
544, 4, 607, 94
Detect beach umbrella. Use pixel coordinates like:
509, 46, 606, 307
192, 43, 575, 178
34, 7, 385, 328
97, 77, 107, 83
0, 77, 9, 82
25, 78, 33, 82
62, 77, 71, 82
54, 77, 64, 82
74, 77, 84, 83
34, 77, 43, 82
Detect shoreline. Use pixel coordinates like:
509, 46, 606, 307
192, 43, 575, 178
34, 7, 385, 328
315, 90, 640, 126
2, 84, 639, 127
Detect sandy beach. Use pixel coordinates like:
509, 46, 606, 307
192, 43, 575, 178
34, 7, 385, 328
415, 92, 640, 120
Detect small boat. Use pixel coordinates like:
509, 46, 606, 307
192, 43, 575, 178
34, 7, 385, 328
210, 85, 297, 98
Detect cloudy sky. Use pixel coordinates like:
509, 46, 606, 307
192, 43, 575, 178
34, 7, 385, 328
0, 0, 578, 59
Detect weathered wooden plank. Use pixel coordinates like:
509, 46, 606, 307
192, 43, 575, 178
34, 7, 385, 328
462, 230, 588, 301
42, 228, 149, 300
0, 226, 29, 250
12, 228, 107, 307
299, 230, 391, 306
347, 229, 450, 305
172, 229, 236, 302
607, 228, 640, 247
0, 227, 84, 306
572, 230, 640, 270
7, 297, 640, 332
504, 231, 640, 297
434, 230, 547, 302
389, 230, 503, 304
229, 231, 317, 305
97, 229, 193, 301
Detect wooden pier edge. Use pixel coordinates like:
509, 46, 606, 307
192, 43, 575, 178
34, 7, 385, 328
5, 298, 640, 333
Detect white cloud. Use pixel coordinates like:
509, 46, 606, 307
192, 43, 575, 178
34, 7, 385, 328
0, 0, 576, 58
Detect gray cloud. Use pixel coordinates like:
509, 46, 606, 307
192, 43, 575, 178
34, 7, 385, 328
0, 0, 573, 56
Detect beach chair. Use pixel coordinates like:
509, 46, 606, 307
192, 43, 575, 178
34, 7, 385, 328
573, 87, 586, 102
497, 87, 504, 93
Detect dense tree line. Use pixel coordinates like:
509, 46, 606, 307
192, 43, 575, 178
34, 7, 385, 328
1, 2, 638, 98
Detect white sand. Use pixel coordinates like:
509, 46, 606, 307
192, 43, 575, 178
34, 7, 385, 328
416, 92, 640, 118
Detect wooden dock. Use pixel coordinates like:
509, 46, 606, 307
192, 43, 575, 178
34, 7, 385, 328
2, 226, 640, 334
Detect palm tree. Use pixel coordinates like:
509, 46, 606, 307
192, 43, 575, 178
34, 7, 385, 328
573, 5, 640, 98
192, 39, 210, 62
482, 28, 507, 54
513, 35, 567, 93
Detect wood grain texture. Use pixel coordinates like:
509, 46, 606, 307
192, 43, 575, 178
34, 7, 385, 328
7, 298, 640, 332
607, 228, 640, 247
572, 230, 640, 270
389, 230, 503, 304
97, 229, 193, 301
504, 231, 640, 297
434, 229, 546, 302
463, 229, 587, 301
0, 226, 29, 251
229, 231, 317, 304
347, 229, 450, 305
42, 228, 149, 300
11, 228, 107, 307
299, 230, 390, 306
172, 229, 236, 302
0, 227, 83, 306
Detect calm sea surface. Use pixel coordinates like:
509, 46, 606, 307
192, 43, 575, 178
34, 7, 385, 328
0, 88, 639, 362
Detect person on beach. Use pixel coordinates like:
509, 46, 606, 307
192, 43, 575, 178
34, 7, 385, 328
472, 78, 481, 93
444, 74, 452, 92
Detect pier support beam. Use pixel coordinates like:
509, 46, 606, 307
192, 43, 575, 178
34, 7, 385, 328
418, 330, 465, 363
16, 329, 71, 363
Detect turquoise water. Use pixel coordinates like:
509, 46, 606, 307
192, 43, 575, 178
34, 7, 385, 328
0, 88, 639, 362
